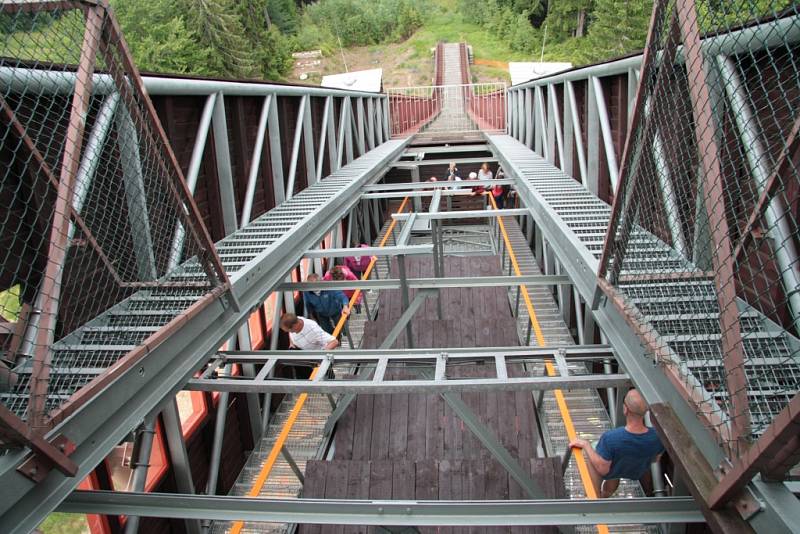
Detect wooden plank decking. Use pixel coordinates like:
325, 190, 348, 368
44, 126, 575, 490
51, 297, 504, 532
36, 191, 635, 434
299, 256, 564, 533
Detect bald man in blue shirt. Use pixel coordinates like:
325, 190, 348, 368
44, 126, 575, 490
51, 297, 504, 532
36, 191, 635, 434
569, 389, 664, 497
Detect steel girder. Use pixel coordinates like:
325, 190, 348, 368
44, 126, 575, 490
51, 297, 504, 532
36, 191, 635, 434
58, 491, 705, 526
0, 139, 409, 534
277, 274, 571, 291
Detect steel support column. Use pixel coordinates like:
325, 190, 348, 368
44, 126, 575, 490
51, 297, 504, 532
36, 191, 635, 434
548, 84, 566, 169
162, 399, 201, 534
356, 97, 366, 156
586, 76, 601, 194
302, 94, 317, 186
267, 94, 286, 204
590, 76, 620, 192
215, 97, 264, 444
108, 103, 156, 283
242, 95, 272, 224
396, 254, 414, 348
204, 365, 232, 505
286, 94, 309, 198
565, 81, 589, 185
122, 413, 157, 534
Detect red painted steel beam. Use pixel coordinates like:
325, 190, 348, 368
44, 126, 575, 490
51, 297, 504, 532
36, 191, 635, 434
707, 394, 800, 508
675, 0, 751, 447
0, 405, 77, 478
28, 5, 106, 432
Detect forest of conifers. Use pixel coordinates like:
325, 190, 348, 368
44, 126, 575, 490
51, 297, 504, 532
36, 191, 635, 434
1, 0, 793, 82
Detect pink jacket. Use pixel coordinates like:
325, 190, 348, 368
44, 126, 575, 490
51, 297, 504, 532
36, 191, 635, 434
324, 265, 363, 304
344, 245, 372, 273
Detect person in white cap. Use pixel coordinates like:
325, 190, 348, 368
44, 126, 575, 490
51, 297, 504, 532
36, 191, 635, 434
468, 171, 484, 196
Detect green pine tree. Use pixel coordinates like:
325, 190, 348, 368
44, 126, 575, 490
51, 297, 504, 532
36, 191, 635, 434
237, 0, 294, 80
585, 0, 653, 61
111, 0, 216, 76
182, 0, 258, 78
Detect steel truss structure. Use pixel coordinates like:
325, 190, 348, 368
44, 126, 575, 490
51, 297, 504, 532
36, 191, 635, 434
187, 346, 630, 394
0, 2, 799, 534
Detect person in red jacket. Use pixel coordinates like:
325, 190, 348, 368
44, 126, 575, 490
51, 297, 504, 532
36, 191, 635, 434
491, 169, 508, 209
324, 265, 363, 313
343, 244, 372, 278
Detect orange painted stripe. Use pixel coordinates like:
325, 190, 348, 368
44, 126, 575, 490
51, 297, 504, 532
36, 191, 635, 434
230, 197, 410, 532
229, 368, 320, 534
333, 196, 408, 338
488, 194, 608, 534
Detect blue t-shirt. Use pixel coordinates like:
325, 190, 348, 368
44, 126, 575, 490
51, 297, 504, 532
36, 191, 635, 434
595, 427, 664, 481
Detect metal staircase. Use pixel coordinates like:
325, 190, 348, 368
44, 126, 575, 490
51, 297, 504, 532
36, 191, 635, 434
2, 142, 405, 420
490, 134, 800, 442
0, 138, 408, 533
500, 218, 650, 533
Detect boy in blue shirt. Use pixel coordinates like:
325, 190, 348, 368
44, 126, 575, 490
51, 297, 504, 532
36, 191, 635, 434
569, 389, 664, 497
303, 273, 350, 334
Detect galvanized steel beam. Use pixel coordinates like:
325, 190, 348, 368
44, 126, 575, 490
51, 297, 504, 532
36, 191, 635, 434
186, 372, 631, 394
59, 491, 705, 525
278, 274, 571, 291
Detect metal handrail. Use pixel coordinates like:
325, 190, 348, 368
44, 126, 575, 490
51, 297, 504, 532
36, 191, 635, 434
487, 192, 609, 534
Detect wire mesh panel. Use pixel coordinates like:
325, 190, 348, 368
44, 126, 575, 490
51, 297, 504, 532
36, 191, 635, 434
0, 1, 225, 434
387, 83, 506, 137
598, 0, 800, 459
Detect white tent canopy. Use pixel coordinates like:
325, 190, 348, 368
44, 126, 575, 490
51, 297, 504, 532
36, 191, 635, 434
321, 68, 383, 93
508, 62, 572, 86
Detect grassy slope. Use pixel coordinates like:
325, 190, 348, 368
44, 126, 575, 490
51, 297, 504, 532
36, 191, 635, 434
292, 0, 528, 86
38, 513, 89, 534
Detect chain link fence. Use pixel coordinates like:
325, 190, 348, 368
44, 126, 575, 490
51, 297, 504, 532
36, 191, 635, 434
599, 0, 800, 458
0, 1, 225, 434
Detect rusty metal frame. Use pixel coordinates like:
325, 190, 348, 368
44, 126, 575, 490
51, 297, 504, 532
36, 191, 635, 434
707, 394, 800, 508
28, 4, 105, 432
0, 405, 77, 480
595, 0, 751, 449
601, 14, 681, 288
6, 0, 235, 439
102, 14, 231, 293
675, 0, 751, 447
595, 0, 670, 286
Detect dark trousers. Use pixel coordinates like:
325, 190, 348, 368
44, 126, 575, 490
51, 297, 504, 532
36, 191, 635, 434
494, 193, 506, 209
316, 314, 341, 335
